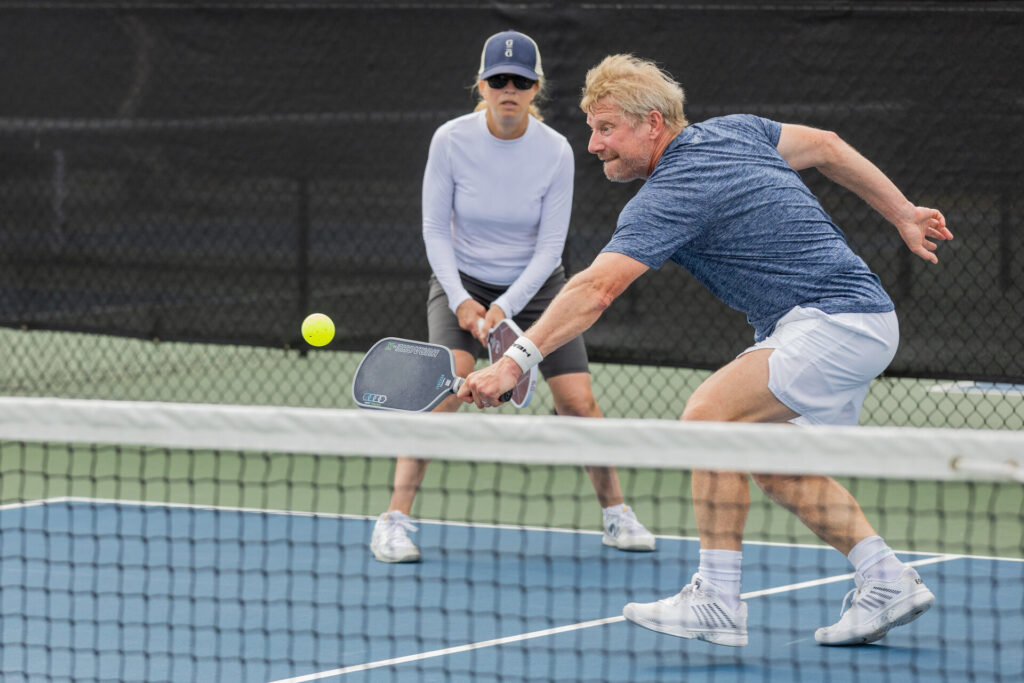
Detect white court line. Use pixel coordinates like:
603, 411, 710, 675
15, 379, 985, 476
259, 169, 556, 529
739, 554, 962, 599
0, 499, 51, 512
266, 554, 964, 683
10, 498, 1023, 564
265, 616, 626, 683
928, 381, 1024, 397
10, 496, 997, 558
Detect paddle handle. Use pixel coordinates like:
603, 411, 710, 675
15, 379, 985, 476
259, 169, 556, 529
450, 377, 512, 403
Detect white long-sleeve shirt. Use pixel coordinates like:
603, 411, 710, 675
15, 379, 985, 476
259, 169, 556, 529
421, 110, 574, 317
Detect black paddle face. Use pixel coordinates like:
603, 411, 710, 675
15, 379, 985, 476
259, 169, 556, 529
352, 338, 459, 412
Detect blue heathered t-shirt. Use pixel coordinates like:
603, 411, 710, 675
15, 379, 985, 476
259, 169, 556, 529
602, 114, 894, 341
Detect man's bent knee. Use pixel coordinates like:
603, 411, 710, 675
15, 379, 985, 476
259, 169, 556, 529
752, 473, 834, 512
752, 472, 806, 496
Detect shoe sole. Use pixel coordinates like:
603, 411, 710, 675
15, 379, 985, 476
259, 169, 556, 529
602, 534, 656, 552
817, 588, 935, 646
623, 606, 748, 647
370, 547, 421, 563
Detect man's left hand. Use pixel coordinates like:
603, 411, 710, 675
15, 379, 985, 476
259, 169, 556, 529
896, 206, 952, 263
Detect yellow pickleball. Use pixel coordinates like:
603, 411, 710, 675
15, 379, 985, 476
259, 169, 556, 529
301, 313, 335, 347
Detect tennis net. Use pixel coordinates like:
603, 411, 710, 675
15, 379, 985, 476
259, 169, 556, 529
1, 397, 1022, 682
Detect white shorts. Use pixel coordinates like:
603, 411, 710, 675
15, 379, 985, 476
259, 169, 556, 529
739, 306, 899, 426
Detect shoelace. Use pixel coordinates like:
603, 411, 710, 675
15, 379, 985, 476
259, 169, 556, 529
836, 586, 860, 619
383, 514, 418, 539
663, 575, 702, 606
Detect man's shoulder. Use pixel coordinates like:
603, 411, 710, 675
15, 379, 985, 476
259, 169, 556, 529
686, 114, 780, 145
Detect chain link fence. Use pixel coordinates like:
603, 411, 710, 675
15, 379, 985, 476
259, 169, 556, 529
2, 2, 1021, 427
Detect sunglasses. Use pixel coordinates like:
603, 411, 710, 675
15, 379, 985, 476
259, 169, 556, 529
485, 74, 536, 90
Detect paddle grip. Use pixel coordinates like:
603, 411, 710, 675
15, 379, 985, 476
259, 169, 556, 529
449, 377, 513, 404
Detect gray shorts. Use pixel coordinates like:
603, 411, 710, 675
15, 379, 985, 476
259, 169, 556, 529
426, 267, 589, 379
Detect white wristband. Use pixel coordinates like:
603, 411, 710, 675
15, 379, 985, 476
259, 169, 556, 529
504, 335, 543, 373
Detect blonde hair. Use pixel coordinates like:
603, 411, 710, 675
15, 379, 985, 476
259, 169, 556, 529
473, 76, 546, 121
580, 54, 687, 131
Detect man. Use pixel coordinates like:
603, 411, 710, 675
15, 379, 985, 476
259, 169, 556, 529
457, 54, 952, 648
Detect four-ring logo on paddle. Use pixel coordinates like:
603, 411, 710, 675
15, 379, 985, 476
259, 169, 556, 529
362, 393, 387, 404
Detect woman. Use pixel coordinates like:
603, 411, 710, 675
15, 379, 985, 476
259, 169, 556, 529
370, 30, 655, 563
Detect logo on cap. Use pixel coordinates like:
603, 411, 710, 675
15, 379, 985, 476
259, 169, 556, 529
479, 30, 543, 81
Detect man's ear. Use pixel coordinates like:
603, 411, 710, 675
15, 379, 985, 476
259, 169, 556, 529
646, 109, 665, 138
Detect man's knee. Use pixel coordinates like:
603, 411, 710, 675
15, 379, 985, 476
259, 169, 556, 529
752, 473, 831, 511
752, 472, 801, 497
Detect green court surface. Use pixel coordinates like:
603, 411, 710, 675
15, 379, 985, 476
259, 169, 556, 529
4, 328, 1023, 428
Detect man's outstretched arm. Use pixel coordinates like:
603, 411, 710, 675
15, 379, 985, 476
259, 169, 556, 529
776, 123, 953, 263
458, 252, 649, 408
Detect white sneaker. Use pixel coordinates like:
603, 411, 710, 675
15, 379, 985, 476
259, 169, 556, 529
815, 567, 935, 645
370, 511, 421, 563
623, 574, 748, 647
602, 505, 656, 551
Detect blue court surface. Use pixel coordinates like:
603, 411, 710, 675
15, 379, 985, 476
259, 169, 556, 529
1, 499, 1021, 682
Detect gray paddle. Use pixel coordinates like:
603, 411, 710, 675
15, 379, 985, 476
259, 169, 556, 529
352, 337, 512, 412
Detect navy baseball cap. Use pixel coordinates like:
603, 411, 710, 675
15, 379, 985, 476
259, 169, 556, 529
478, 30, 544, 81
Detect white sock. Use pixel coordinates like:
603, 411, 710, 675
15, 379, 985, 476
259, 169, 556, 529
848, 535, 905, 582
698, 549, 742, 611
602, 503, 629, 517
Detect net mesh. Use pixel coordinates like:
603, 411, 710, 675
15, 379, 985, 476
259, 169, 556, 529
1, 398, 1021, 682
